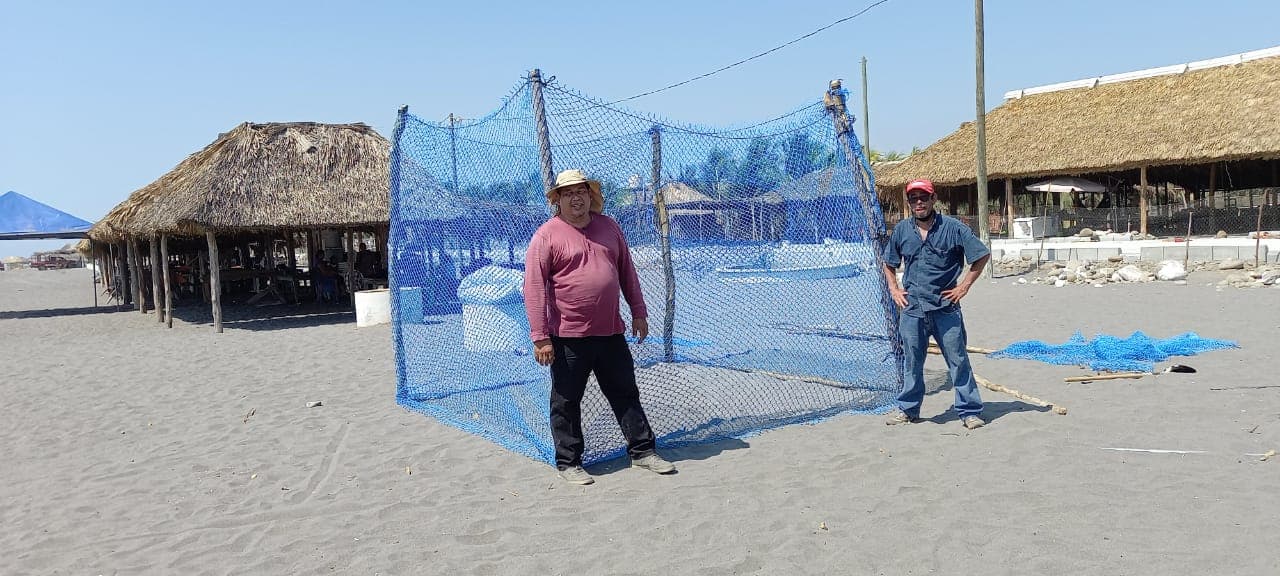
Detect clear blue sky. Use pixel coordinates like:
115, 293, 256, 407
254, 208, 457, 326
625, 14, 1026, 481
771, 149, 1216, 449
4, 0, 1278, 256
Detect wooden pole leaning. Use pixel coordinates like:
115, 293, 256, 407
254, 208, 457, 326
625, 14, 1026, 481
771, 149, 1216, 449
1063, 372, 1145, 382
160, 234, 173, 328
207, 231, 223, 333
150, 235, 163, 323
825, 79, 904, 384
530, 69, 556, 195
650, 125, 675, 362
974, 373, 1067, 415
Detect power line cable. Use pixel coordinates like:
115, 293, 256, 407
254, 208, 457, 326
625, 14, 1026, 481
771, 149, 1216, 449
609, 0, 894, 105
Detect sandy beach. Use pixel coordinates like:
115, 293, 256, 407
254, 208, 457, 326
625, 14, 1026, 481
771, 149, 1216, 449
2, 267, 1277, 575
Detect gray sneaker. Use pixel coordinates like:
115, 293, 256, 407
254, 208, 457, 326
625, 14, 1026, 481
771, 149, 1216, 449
557, 465, 594, 485
631, 453, 677, 474
962, 416, 986, 430
885, 410, 921, 425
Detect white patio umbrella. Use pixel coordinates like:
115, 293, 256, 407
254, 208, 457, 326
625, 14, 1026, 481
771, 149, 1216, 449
1025, 177, 1107, 193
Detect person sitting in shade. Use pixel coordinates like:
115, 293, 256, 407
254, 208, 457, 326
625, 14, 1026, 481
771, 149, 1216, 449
523, 168, 676, 485
312, 251, 339, 303
355, 242, 383, 279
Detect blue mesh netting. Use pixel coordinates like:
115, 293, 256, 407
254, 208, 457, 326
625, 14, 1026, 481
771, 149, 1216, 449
389, 74, 902, 466
991, 331, 1238, 372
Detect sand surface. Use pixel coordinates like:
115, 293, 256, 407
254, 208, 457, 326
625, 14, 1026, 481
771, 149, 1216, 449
2, 268, 1277, 575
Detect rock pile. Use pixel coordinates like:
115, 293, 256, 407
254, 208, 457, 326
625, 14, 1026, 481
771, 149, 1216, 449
998, 253, 1280, 289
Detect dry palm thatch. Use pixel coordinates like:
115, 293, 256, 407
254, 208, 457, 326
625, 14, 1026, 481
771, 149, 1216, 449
100, 122, 389, 240
89, 148, 207, 242
877, 53, 1280, 191
660, 182, 715, 205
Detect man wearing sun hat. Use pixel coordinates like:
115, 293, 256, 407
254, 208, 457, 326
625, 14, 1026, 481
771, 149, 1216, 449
881, 178, 991, 430
523, 168, 676, 485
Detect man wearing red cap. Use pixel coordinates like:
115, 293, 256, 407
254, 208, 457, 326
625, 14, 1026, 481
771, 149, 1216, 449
882, 179, 991, 429
523, 169, 676, 484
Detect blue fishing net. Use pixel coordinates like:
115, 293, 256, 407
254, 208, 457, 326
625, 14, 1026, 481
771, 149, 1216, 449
389, 74, 902, 465
991, 331, 1238, 372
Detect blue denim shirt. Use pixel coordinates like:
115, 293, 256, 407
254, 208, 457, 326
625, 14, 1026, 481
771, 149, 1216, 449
882, 213, 990, 317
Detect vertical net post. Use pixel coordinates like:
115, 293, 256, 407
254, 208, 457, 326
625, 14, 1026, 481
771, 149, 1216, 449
530, 69, 555, 194
449, 113, 460, 193
389, 105, 410, 395
825, 79, 903, 376
649, 125, 675, 362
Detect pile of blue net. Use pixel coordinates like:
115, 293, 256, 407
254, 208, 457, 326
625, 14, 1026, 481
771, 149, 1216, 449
991, 331, 1238, 372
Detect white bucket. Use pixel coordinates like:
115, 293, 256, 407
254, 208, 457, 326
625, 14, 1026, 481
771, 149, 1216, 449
354, 288, 391, 327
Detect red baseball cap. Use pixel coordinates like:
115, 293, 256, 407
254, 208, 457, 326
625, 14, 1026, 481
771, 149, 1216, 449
905, 179, 935, 195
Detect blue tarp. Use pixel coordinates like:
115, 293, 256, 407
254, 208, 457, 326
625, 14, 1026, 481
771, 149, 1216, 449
0, 191, 94, 239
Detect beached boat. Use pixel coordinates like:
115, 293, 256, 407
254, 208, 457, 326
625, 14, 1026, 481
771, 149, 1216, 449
714, 240, 869, 282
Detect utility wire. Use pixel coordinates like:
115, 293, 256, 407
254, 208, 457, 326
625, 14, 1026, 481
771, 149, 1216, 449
609, 0, 894, 105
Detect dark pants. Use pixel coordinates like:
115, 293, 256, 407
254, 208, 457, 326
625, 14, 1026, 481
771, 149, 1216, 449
549, 334, 657, 469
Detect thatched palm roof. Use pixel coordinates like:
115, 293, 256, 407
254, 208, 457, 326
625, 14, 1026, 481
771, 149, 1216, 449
91, 122, 389, 241
877, 51, 1280, 190
661, 182, 715, 205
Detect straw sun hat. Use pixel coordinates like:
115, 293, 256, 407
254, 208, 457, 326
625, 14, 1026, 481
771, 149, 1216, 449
547, 169, 604, 213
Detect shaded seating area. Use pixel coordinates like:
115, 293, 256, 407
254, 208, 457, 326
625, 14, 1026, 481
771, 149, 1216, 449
875, 47, 1280, 238
88, 122, 391, 332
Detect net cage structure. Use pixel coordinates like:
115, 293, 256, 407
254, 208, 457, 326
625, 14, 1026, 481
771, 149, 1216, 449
389, 71, 903, 466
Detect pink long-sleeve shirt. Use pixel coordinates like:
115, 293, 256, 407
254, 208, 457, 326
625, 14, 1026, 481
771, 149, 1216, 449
523, 214, 648, 341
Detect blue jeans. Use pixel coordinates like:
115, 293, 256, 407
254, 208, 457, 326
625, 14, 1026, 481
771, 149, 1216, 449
898, 306, 983, 418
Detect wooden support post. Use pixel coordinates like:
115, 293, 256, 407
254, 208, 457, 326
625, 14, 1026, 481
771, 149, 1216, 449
286, 231, 297, 271
150, 236, 163, 322
1005, 178, 1014, 238
650, 126, 675, 362
1207, 163, 1217, 209
114, 242, 127, 308
90, 240, 98, 307
128, 238, 144, 313
1265, 159, 1277, 206
974, 0, 990, 272
345, 229, 356, 301
161, 234, 173, 328
1139, 166, 1149, 237
1257, 204, 1265, 267
198, 249, 208, 304
207, 231, 223, 333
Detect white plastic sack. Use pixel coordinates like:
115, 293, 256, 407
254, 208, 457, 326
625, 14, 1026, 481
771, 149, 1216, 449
1155, 260, 1187, 281
1112, 265, 1145, 283
457, 265, 525, 305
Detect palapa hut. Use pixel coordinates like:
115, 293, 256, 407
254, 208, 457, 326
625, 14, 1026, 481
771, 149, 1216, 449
89, 122, 390, 332
876, 46, 1280, 236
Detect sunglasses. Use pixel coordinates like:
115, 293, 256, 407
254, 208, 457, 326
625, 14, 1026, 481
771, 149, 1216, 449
907, 194, 933, 204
